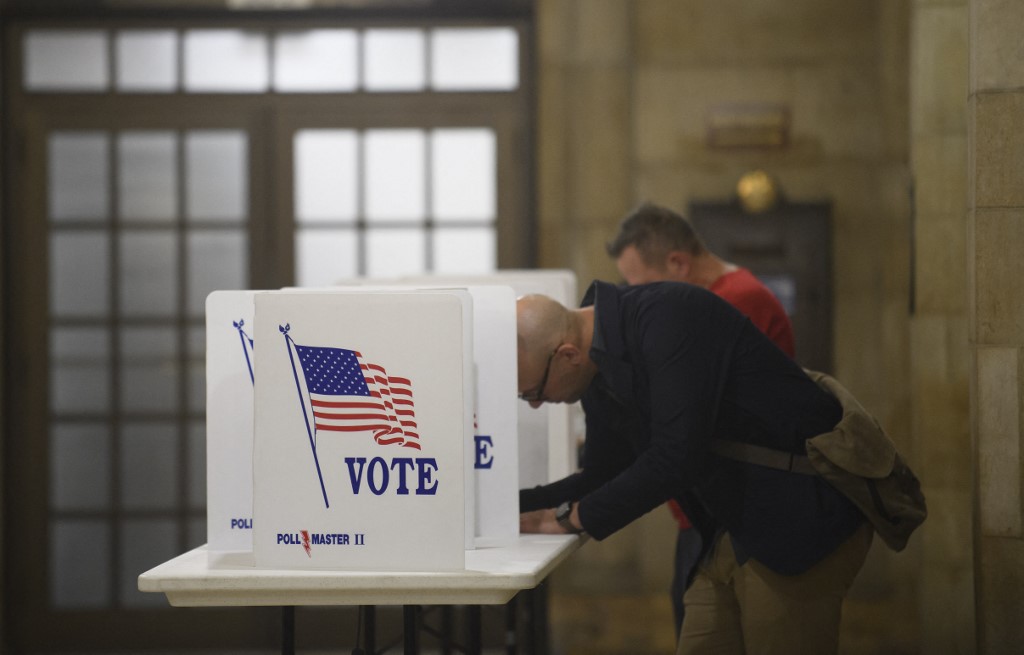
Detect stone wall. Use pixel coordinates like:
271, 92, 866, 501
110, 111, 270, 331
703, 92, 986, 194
910, 0, 974, 653
536, 0, 931, 651
970, 0, 1024, 651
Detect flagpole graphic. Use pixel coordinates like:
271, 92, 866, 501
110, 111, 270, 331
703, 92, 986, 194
281, 324, 421, 508
234, 319, 255, 385
280, 324, 330, 508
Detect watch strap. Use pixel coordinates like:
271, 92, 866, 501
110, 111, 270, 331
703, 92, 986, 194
556, 501, 580, 534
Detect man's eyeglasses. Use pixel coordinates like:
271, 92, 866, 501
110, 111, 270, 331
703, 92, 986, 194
519, 349, 557, 403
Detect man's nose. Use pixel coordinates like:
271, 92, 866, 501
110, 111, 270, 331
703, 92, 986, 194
529, 399, 544, 409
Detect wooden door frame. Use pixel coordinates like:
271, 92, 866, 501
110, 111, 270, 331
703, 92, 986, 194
2, 15, 534, 651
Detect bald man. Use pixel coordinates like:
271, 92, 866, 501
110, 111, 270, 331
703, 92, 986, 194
606, 202, 797, 636
517, 281, 871, 655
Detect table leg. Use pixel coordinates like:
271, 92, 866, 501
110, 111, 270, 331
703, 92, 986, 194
505, 595, 518, 655
440, 606, 454, 654
404, 605, 420, 654
525, 583, 550, 655
363, 605, 376, 655
282, 606, 295, 655
467, 605, 482, 654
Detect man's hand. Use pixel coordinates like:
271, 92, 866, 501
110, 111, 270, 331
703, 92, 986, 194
519, 505, 584, 534
519, 508, 562, 534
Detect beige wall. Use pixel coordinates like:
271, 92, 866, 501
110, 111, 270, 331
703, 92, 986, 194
910, 1, 974, 653
970, 0, 1024, 651
534, 1, 957, 652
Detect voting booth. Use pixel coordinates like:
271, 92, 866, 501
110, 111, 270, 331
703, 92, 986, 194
251, 291, 472, 571
205, 290, 259, 566
277, 284, 521, 550
141, 271, 584, 655
204, 280, 528, 569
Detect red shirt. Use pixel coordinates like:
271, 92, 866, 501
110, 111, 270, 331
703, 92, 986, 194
669, 267, 796, 529
710, 268, 795, 358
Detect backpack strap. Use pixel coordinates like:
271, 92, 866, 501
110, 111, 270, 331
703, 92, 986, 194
709, 439, 817, 476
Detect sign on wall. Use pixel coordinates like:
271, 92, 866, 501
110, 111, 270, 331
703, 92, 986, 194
251, 291, 471, 570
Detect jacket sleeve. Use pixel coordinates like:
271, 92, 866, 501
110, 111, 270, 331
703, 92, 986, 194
577, 292, 738, 539
519, 386, 637, 512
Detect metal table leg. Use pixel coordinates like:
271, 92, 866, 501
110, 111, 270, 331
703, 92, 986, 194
505, 595, 519, 655
467, 605, 482, 654
282, 606, 295, 655
404, 605, 420, 654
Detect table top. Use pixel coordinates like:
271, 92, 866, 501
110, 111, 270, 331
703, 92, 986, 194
139, 534, 583, 607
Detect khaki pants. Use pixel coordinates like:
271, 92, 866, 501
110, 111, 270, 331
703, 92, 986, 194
677, 522, 873, 655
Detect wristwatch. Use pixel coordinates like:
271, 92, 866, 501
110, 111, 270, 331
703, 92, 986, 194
555, 501, 582, 534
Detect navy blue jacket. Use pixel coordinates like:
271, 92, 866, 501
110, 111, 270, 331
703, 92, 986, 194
521, 280, 864, 575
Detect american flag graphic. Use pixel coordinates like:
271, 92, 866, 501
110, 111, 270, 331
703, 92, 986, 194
292, 343, 420, 450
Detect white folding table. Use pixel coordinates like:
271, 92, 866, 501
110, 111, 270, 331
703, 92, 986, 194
139, 534, 583, 654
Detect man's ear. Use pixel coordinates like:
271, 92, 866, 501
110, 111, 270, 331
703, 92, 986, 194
557, 342, 584, 365
665, 250, 692, 282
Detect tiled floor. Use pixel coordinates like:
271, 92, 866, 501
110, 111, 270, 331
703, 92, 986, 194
549, 590, 677, 655
49, 589, 913, 654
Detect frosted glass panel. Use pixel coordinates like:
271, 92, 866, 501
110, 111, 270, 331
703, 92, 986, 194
120, 422, 177, 509
294, 130, 358, 223
188, 328, 205, 413
188, 517, 207, 550
119, 328, 178, 413
116, 30, 178, 92
274, 30, 358, 92
51, 327, 109, 362
433, 228, 496, 274
188, 421, 206, 510
51, 326, 111, 414
295, 229, 358, 286
188, 325, 205, 411
25, 30, 109, 91
183, 30, 269, 92
51, 519, 111, 609
51, 365, 111, 415
50, 232, 110, 317
431, 28, 519, 91
50, 423, 111, 511
186, 131, 248, 222
363, 29, 425, 91
189, 360, 205, 413
188, 326, 206, 359
120, 368, 176, 413
120, 519, 178, 607
118, 131, 177, 220
122, 326, 176, 360
365, 228, 425, 278
432, 129, 496, 222
365, 130, 425, 222
120, 231, 178, 317
49, 132, 109, 221
187, 231, 247, 317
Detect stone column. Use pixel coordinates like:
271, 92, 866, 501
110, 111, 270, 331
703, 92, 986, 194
909, 1, 974, 652
970, 0, 1024, 650
535, 0, 633, 281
